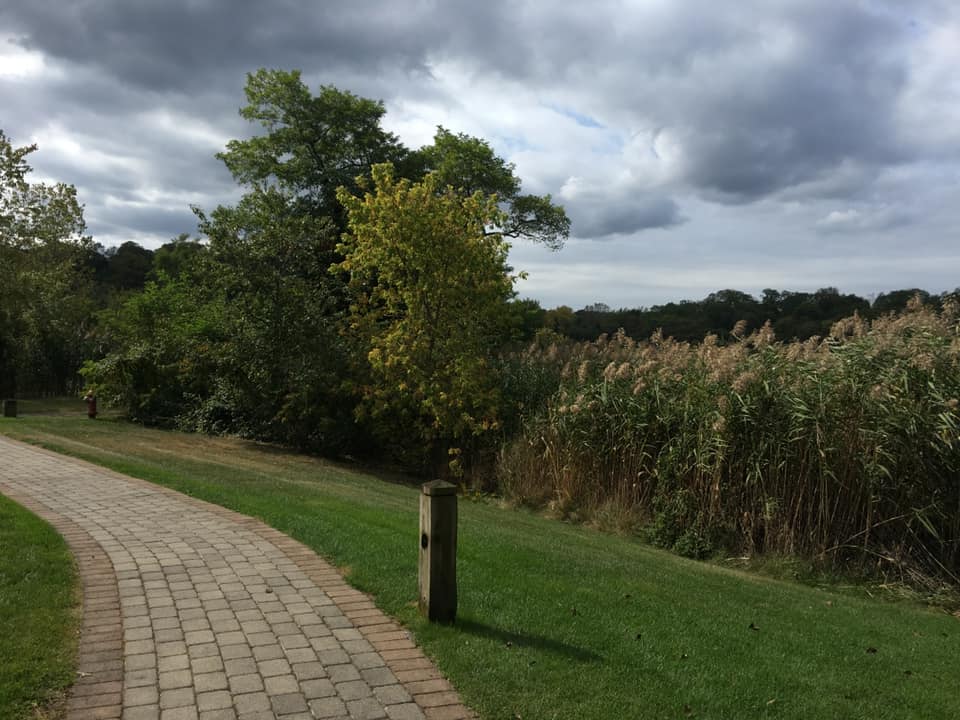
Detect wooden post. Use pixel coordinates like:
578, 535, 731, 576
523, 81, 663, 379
419, 480, 458, 623
2, 400, 16, 418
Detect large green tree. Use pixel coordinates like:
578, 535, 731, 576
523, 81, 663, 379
217, 69, 569, 247
0, 130, 92, 397
335, 165, 516, 472
217, 69, 409, 228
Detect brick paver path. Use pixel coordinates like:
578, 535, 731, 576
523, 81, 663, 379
0, 436, 474, 720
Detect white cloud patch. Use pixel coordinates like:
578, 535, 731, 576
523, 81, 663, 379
815, 205, 912, 234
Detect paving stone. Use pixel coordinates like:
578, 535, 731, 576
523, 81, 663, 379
159, 687, 195, 710
159, 707, 199, 720
257, 658, 292, 677
361, 667, 398, 688
194, 671, 229, 692
328, 664, 362, 684
224, 658, 258, 677
283, 647, 318, 664
126, 653, 158, 671
220, 643, 252, 660
353, 652, 387, 670
415, 693, 462, 709
291, 661, 326, 681
190, 656, 225, 675
122, 705, 160, 720
158, 669, 193, 690
269, 693, 309, 715
308, 696, 348, 719
154, 628, 185, 643
374, 684, 412, 706
198, 710, 236, 720
252, 644, 285, 662
228, 673, 264, 694
347, 697, 389, 719
260, 670, 297, 695
421, 706, 473, 720
385, 705, 427, 720
233, 691, 271, 714
125, 669, 158, 688
123, 686, 159, 707
317, 648, 351, 666
300, 678, 336, 700
196, 690, 233, 712
158, 655, 191, 673
188, 642, 220, 659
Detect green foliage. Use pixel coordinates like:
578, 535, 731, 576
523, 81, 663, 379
499, 303, 960, 585
0, 129, 93, 397
82, 268, 223, 424
336, 165, 516, 471
150, 234, 206, 280
416, 127, 520, 198
194, 187, 356, 451
103, 240, 154, 291
413, 127, 570, 249
218, 68, 408, 225
86, 187, 358, 453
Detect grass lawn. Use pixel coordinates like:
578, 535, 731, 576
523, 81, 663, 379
1, 414, 958, 719
0, 491, 79, 720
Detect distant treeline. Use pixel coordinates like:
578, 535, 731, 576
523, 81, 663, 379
532, 287, 959, 344
83, 241, 957, 346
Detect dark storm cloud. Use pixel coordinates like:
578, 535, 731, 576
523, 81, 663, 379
570, 195, 684, 238
2, 1, 936, 203
4, 1, 432, 92
504, 1, 919, 202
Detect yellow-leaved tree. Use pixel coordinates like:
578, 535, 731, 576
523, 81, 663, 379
335, 164, 517, 474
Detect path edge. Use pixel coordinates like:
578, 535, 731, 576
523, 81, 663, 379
0, 480, 124, 720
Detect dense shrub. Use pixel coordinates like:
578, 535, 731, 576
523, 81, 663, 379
498, 299, 960, 584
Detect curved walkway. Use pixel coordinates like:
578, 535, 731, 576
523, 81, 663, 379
0, 436, 473, 720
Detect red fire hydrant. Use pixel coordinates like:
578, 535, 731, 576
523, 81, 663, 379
83, 391, 97, 419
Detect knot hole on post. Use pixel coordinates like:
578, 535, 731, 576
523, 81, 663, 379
421, 532, 429, 549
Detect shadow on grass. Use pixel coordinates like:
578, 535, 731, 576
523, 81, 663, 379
235, 438, 426, 488
455, 618, 603, 663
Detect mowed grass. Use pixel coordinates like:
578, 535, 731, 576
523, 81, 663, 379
0, 491, 79, 720
2, 415, 959, 719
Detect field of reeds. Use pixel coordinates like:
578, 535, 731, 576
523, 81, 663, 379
497, 298, 960, 587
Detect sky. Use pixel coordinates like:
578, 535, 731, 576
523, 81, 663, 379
1, 0, 958, 309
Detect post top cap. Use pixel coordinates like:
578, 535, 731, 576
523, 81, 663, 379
421, 480, 458, 496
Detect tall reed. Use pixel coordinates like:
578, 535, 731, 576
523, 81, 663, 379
498, 299, 960, 584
